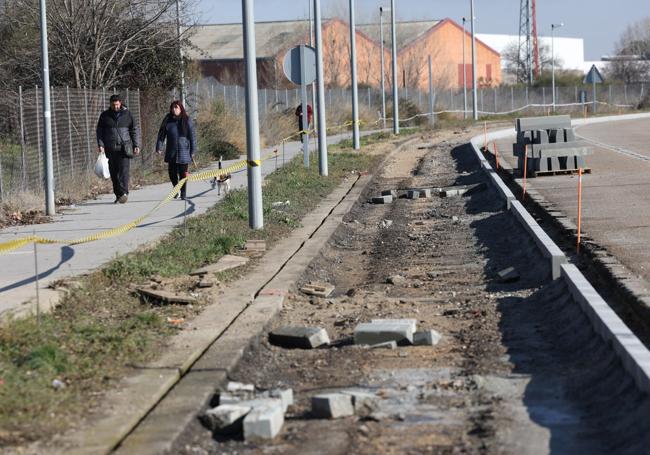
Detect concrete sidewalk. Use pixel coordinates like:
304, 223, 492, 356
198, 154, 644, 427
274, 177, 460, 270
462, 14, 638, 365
0, 131, 359, 319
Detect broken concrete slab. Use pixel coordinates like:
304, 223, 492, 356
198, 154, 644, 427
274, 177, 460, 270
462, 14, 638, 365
440, 183, 487, 198
200, 404, 251, 433
371, 318, 418, 333
354, 321, 414, 346
371, 195, 393, 204
135, 287, 197, 305
342, 390, 380, 416
311, 393, 355, 419
243, 402, 284, 441
300, 281, 335, 298
497, 266, 520, 283
381, 189, 398, 199
269, 389, 294, 412
413, 329, 442, 346
268, 326, 330, 349
189, 254, 249, 276
380, 219, 393, 229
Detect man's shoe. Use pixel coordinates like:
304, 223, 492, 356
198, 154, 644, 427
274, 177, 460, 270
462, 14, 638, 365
118, 194, 128, 204
114, 197, 119, 204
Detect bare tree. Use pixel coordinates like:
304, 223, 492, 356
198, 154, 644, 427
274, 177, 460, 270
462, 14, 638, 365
607, 17, 650, 83
0, 0, 193, 90
501, 40, 555, 84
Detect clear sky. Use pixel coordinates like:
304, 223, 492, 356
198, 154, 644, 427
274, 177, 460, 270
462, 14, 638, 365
196, 0, 650, 60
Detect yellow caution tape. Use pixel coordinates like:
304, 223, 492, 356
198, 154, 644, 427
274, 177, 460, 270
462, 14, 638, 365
0, 116, 370, 255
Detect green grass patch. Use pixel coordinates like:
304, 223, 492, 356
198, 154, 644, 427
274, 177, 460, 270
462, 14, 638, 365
0, 148, 381, 446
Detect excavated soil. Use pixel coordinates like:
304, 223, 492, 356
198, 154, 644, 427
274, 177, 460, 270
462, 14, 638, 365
173, 132, 650, 454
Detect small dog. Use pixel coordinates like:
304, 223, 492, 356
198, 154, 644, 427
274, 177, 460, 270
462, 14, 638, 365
216, 174, 231, 196
211, 157, 231, 196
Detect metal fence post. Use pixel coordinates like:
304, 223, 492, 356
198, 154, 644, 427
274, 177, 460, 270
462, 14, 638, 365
51, 86, 61, 183
18, 86, 27, 189
36, 86, 43, 185
0, 153, 4, 200
493, 87, 497, 113
66, 86, 74, 175
480, 88, 484, 113
511, 86, 514, 111
624, 84, 628, 104
83, 87, 91, 165
542, 86, 546, 106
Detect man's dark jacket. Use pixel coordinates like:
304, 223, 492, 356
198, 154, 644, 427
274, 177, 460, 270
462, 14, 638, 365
96, 106, 140, 156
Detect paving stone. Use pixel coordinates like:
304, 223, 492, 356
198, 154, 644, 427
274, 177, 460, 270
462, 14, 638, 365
386, 275, 406, 285
243, 401, 285, 441
413, 329, 442, 346
371, 318, 418, 333
226, 382, 255, 393
406, 189, 421, 199
497, 266, 520, 283
200, 404, 251, 433
371, 195, 393, 204
342, 390, 380, 416
268, 326, 330, 349
300, 282, 335, 298
311, 393, 355, 418
270, 389, 294, 412
381, 189, 398, 198
189, 254, 249, 276
354, 321, 414, 345
419, 188, 432, 198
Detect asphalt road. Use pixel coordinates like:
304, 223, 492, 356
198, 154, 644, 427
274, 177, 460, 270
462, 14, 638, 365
495, 117, 650, 284
0, 132, 358, 319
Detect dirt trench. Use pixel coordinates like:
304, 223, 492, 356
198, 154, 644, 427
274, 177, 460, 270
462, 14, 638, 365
173, 132, 650, 454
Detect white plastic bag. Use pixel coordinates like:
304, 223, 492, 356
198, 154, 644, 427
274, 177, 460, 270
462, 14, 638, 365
94, 152, 110, 179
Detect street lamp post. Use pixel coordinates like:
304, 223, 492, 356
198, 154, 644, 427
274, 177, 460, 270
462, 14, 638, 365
39, 0, 55, 215
349, 0, 360, 150
242, 0, 263, 229
390, 0, 399, 134
462, 17, 467, 119
379, 7, 388, 129
175, 0, 186, 107
470, 0, 478, 121
551, 22, 564, 112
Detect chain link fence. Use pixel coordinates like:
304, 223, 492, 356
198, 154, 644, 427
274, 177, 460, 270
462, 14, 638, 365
0, 87, 142, 202
1, 80, 646, 204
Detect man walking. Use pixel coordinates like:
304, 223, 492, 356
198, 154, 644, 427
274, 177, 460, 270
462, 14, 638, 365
96, 94, 140, 203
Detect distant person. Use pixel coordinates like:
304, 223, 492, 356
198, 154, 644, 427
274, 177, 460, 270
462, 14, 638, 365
96, 94, 140, 203
156, 101, 197, 200
295, 103, 313, 141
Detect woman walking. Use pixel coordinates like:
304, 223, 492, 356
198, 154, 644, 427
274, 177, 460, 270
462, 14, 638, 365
156, 101, 197, 199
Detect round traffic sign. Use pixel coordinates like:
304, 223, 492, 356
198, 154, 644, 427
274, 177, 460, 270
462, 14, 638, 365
282, 45, 317, 85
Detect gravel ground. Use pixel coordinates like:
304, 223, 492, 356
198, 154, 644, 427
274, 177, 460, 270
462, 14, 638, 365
173, 131, 650, 454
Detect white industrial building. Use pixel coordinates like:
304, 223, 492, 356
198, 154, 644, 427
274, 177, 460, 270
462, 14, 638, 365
476, 33, 586, 71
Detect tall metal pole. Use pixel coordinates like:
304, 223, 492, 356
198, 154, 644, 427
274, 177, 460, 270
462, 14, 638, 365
551, 23, 563, 112
308, 0, 317, 128
242, 0, 263, 229
470, 0, 478, 121
300, 46, 310, 167
428, 55, 435, 127
462, 17, 468, 119
349, 0, 360, 149
176, 0, 186, 106
39, 0, 55, 215
390, 0, 399, 134
380, 7, 387, 129
314, 0, 328, 176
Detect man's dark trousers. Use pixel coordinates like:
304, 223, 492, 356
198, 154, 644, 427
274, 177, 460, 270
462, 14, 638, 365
107, 151, 130, 198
